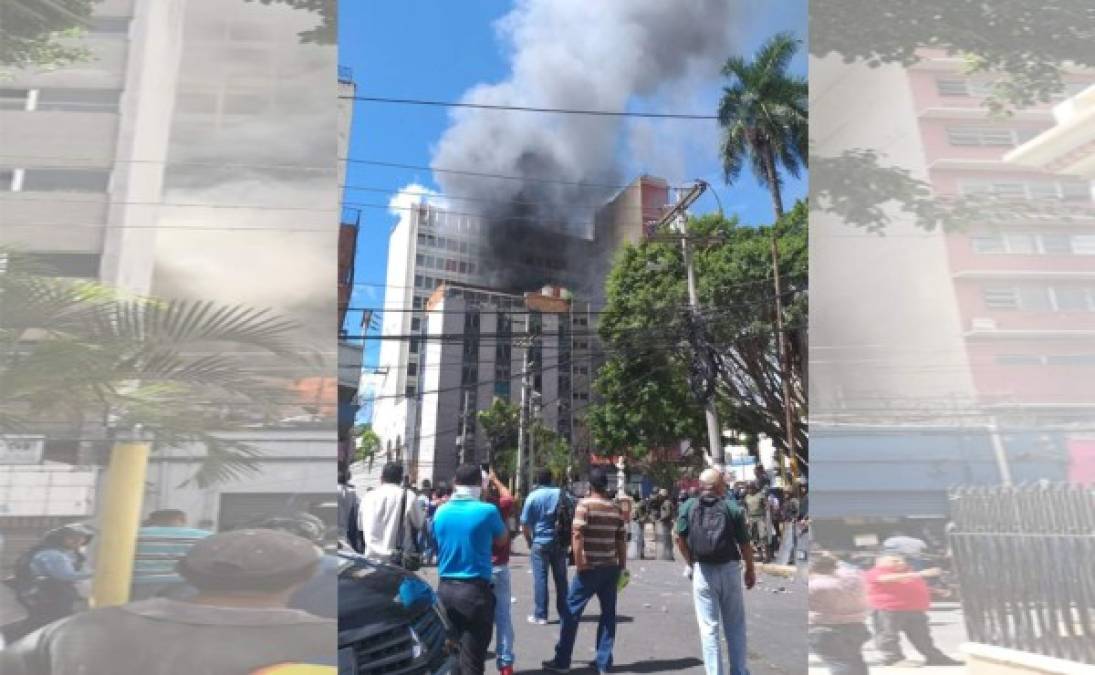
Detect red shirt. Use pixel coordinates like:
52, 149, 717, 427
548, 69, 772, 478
487, 495, 515, 566
865, 566, 931, 612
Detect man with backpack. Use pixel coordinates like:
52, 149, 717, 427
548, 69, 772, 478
520, 468, 571, 625
3, 523, 95, 643
676, 468, 756, 675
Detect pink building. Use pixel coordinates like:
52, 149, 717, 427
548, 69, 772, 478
906, 57, 1095, 411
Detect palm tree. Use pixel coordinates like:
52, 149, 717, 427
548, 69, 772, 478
718, 31, 808, 219
0, 249, 318, 487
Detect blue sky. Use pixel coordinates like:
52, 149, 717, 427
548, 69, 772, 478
339, 0, 807, 382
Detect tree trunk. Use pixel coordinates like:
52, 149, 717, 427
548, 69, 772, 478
762, 146, 784, 220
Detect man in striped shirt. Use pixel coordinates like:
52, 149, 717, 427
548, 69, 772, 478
543, 467, 626, 675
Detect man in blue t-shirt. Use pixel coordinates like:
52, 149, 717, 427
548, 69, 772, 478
433, 464, 508, 675
520, 468, 570, 624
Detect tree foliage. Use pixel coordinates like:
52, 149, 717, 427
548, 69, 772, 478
0, 249, 316, 486
587, 204, 808, 472
243, 0, 335, 45
718, 31, 808, 219
353, 423, 380, 467
810, 0, 1094, 114
477, 397, 520, 476
0, 0, 95, 73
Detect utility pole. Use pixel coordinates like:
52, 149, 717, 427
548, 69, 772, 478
528, 392, 542, 491
655, 182, 724, 469
459, 388, 473, 464
770, 234, 797, 488
515, 341, 532, 496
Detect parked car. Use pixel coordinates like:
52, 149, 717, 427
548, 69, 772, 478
337, 549, 454, 674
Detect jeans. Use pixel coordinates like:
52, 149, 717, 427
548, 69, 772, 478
692, 560, 750, 675
553, 565, 619, 671
808, 623, 870, 675
438, 578, 496, 675
875, 610, 948, 662
491, 566, 515, 668
531, 541, 569, 621
419, 519, 435, 564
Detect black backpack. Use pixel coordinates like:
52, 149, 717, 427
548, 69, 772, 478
687, 496, 741, 564
553, 490, 574, 550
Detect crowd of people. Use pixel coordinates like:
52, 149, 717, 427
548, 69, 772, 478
341, 461, 771, 675
0, 511, 338, 672
808, 533, 964, 673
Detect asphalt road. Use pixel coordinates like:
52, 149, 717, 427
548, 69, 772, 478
420, 542, 808, 675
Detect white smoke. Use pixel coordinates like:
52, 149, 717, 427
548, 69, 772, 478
430, 0, 736, 229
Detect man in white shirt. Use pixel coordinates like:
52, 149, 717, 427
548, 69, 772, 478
359, 462, 425, 559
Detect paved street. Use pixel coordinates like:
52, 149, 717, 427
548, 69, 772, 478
421, 541, 807, 674
808, 604, 968, 674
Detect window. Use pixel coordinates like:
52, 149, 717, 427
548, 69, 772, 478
1004, 233, 1037, 254
996, 354, 1041, 366
445, 259, 457, 272
0, 88, 31, 110
405, 385, 416, 397
1041, 234, 1073, 255
946, 127, 1018, 147
410, 317, 421, 331
409, 338, 420, 354
414, 274, 424, 289
1046, 354, 1095, 366
412, 296, 424, 309
458, 261, 468, 274
971, 234, 1005, 254
1053, 286, 1089, 311
0, 169, 14, 191
415, 254, 424, 266
21, 168, 110, 192
36, 88, 121, 113
982, 287, 1019, 310
407, 362, 417, 376
1073, 236, 1095, 255
21, 253, 100, 278
88, 16, 131, 34
1019, 286, 1051, 311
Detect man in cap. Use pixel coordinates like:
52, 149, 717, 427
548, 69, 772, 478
0, 529, 335, 674
676, 468, 756, 675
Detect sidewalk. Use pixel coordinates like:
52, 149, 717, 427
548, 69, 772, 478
809, 603, 968, 674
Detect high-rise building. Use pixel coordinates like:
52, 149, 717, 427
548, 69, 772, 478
1, 0, 186, 296
411, 283, 594, 485
811, 51, 1095, 526
364, 176, 668, 486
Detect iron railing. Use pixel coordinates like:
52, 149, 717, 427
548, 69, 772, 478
949, 484, 1095, 664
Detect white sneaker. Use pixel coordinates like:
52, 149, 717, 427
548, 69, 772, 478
527, 615, 548, 625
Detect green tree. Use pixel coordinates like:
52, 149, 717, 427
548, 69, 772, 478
353, 423, 380, 467
0, 0, 96, 73
530, 422, 571, 486
810, 0, 1093, 114
718, 31, 807, 220
477, 397, 520, 478
243, 0, 335, 45
586, 205, 807, 473
0, 250, 316, 486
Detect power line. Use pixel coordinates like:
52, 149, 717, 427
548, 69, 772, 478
343, 158, 666, 191
341, 95, 719, 120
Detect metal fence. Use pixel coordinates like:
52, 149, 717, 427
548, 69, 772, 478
949, 483, 1095, 664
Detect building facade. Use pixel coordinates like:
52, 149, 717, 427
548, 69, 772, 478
366, 176, 668, 486
413, 283, 595, 485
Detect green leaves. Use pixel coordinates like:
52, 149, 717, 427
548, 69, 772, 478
0, 248, 313, 486
0, 0, 95, 73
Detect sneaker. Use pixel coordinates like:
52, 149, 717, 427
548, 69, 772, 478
498, 666, 514, 675
541, 660, 570, 673
527, 615, 548, 625
923, 656, 964, 667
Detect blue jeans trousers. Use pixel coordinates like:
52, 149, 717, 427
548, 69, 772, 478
491, 565, 515, 668
692, 560, 750, 675
530, 541, 569, 621
553, 565, 620, 671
